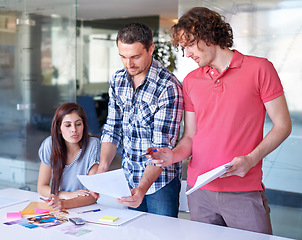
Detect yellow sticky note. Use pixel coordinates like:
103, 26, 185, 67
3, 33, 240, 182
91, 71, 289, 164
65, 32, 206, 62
19, 210, 35, 215
99, 215, 119, 222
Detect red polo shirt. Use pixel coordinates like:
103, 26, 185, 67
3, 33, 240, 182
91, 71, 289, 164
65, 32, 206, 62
183, 50, 284, 192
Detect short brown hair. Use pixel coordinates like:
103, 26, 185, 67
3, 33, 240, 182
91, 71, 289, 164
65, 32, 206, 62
116, 22, 153, 51
171, 7, 233, 49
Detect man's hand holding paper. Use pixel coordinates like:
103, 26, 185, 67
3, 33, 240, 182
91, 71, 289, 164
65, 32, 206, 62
77, 169, 131, 199
186, 163, 232, 195
220, 154, 256, 178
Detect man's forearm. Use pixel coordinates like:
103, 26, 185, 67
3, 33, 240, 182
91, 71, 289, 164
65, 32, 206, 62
248, 95, 292, 167
97, 142, 118, 173
248, 122, 291, 167
137, 165, 163, 194
172, 135, 193, 163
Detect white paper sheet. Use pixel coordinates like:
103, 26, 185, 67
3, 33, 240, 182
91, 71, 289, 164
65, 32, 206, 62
0, 197, 28, 209
78, 169, 131, 198
186, 163, 232, 195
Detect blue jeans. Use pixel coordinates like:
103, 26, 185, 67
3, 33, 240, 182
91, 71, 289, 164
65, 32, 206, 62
129, 177, 181, 217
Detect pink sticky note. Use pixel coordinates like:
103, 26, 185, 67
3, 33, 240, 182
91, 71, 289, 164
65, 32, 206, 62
7, 212, 22, 220
35, 208, 50, 214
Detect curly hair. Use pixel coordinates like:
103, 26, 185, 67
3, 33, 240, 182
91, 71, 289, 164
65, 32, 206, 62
171, 7, 233, 50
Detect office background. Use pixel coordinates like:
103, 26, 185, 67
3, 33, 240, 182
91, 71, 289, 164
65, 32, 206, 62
0, 0, 301, 239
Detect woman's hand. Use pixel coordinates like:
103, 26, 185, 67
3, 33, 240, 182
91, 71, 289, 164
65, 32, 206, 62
59, 190, 90, 199
47, 194, 64, 211
89, 191, 99, 200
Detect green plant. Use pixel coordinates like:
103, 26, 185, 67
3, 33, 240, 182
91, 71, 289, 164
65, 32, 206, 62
153, 32, 177, 72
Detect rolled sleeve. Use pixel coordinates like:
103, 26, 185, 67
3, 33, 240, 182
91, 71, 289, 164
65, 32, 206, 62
153, 83, 183, 149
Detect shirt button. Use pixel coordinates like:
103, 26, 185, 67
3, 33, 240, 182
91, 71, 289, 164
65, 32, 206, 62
211, 71, 214, 75
217, 79, 220, 82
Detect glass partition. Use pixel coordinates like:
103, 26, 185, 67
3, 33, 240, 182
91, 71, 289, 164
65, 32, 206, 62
76, 16, 162, 134
177, 1, 302, 239
0, 0, 76, 191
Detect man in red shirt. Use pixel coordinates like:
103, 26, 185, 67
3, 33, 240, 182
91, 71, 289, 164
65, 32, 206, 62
148, 7, 292, 234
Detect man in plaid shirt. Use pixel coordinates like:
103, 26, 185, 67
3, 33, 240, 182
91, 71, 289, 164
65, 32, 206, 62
96, 23, 183, 217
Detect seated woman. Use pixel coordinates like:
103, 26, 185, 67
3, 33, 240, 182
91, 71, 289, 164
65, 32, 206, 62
37, 102, 100, 210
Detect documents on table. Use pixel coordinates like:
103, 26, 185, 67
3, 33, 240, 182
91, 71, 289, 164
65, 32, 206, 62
186, 163, 232, 195
78, 168, 131, 198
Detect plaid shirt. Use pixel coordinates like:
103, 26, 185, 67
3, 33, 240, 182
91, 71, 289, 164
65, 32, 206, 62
101, 59, 183, 194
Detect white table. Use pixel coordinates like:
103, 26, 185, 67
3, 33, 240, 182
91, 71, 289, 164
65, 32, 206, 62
0, 188, 293, 240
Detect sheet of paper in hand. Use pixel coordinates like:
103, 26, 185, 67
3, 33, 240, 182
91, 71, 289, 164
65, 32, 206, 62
78, 169, 131, 198
186, 163, 232, 195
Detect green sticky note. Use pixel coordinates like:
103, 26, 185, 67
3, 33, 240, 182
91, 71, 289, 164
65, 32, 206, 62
99, 215, 119, 222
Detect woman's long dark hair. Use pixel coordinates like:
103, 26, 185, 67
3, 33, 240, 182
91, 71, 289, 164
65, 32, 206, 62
50, 102, 89, 195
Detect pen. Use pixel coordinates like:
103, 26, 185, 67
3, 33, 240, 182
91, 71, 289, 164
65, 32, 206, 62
224, 164, 233, 169
140, 149, 158, 157
40, 197, 49, 202
78, 208, 101, 214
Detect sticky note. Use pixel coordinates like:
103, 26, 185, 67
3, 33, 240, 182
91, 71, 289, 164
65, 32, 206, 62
19, 210, 35, 215
35, 208, 50, 214
7, 212, 22, 220
99, 215, 119, 222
